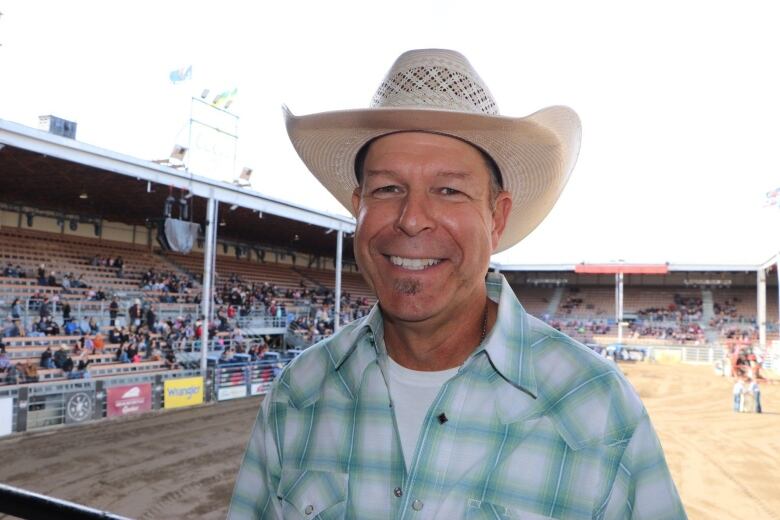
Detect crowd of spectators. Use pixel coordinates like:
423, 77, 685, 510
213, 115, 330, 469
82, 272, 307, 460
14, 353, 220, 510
2, 263, 26, 278
559, 287, 585, 315
627, 322, 705, 344
138, 268, 196, 303
636, 294, 703, 322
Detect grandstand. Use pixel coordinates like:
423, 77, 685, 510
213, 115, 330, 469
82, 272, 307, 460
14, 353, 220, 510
1, 115, 779, 438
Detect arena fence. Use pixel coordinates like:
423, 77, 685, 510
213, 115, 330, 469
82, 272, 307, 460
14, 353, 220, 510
0, 359, 287, 436
645, 345, 726, 365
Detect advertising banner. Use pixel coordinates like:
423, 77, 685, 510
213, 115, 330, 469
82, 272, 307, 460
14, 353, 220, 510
164, 377, 204, 409
64, 391, 96, 424
217, 385, 247, 401
0, 397, 13, 436
107, 383, 152, 417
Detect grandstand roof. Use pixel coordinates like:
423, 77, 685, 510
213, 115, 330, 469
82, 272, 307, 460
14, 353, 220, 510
496, 262, 762, 273
0, 119, 356, 258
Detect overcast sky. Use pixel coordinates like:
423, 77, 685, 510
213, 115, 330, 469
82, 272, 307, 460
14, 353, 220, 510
2, 0, 779, 267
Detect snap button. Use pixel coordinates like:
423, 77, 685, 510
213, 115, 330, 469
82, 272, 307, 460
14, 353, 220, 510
394, 487, 403, 497
304, 504, 314, 515
412, 499, 423, 511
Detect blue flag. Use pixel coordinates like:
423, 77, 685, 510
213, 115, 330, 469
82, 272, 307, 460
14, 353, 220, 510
169, 65, 193, 84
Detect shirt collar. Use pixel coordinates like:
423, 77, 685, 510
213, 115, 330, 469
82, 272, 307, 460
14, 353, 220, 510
477, 273, 538, 398
332, 273, 537, 398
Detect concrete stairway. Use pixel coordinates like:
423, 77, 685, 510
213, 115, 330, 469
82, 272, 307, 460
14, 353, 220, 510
547, 287, 565, 316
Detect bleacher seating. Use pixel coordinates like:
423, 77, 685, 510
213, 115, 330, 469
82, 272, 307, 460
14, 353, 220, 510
511, 286, 556, 316
0, 227, 193, 301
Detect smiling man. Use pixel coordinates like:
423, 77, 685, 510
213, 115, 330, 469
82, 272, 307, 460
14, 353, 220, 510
229, 50, 686, 519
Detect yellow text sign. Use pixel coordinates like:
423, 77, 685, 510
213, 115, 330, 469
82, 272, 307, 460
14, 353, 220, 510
164, 377, 204, 409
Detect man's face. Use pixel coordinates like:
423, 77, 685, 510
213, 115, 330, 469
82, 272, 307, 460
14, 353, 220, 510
352, 132, 511, 323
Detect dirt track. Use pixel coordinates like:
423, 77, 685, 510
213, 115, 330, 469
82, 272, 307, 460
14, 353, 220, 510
0, 363, 779, 519
0, 396, 262, 519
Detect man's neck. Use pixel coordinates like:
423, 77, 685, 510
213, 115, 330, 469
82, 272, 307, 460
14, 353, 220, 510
381, 293, 497, 371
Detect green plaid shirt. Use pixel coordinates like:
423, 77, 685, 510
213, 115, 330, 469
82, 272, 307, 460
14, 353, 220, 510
229, 274, 686, 519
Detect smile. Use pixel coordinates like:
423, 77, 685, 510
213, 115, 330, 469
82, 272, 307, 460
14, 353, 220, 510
388, 256, 442, 271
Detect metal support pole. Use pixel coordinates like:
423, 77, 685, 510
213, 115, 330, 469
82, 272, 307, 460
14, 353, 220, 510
334, 229, 343, 332
616, 272, 624, 344
200, 198, 218, 374
758, 268, 767, 349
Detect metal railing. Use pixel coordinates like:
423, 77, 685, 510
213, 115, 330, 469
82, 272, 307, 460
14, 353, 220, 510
0, 482, 132, 519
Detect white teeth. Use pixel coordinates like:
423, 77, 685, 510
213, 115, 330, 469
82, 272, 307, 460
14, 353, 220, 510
389, 256, 441, 270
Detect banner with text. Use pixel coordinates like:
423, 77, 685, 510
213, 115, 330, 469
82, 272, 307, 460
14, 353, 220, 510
164, 377, 204, 409
107, 383, 152, 417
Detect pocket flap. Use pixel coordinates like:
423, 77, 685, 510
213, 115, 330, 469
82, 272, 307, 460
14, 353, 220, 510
278, 469, 348, 518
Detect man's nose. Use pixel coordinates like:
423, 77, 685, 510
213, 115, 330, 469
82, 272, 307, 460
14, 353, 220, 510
395, 191, 435, 236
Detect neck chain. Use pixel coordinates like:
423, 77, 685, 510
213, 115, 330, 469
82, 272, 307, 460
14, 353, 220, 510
479, 300, 489, 343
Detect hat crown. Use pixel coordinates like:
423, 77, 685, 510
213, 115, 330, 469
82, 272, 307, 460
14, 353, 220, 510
370, 49, 500, 115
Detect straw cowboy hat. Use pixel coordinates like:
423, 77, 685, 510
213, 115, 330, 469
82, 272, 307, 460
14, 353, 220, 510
284, 49, 582, 253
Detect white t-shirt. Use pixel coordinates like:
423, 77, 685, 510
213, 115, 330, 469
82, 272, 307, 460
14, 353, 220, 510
385, 355, 459, 471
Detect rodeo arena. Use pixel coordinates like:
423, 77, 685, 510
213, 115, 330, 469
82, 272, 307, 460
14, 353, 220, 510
1, 114, 779, 519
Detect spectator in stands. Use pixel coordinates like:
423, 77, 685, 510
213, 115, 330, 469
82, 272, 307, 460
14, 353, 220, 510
53, 345, 68, 369
37, 264, 46, 285
145, 306, 156, 331
128, 299, 143, 331
75, 358, 92, 378
0, 344, 9, 373
61, 273, 72, 291
93, 333, 105, 354
10, 298, 24, 337
127, 342, 139, 362
78, 316, 91, 335
38, 297, 51, 319
74, 274, 89, 289
40, 346, 54, 369
61, 301, 72, 323
62, 355, 75, 377
64, 318, 80, 336
47, 271, 58, 287
116, 343, 130, 364
42, 316, 60, 336
21, 362, 39, 383
164, 349, 177, 369
109, 297, 119, 327
2, 318, 20, 338
5, 363, 20, 385
88, 317, 99, 335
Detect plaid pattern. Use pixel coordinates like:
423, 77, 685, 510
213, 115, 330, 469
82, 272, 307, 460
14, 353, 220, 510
229, 274, 686, 519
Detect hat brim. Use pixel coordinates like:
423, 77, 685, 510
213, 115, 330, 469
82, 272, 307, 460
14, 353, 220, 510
285, 105, 581, 253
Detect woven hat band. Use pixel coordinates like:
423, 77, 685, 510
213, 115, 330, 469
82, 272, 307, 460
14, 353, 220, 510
370, 49, 499, 115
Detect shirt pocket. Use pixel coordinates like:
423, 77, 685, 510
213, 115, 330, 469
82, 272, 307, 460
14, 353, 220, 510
465, 498, 558, 520
277, 468, 348, 520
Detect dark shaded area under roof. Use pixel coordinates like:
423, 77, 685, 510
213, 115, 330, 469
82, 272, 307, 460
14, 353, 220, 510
0, 144, 356, 260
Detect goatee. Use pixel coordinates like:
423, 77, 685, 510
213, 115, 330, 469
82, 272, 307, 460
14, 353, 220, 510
394, 278, 422, 296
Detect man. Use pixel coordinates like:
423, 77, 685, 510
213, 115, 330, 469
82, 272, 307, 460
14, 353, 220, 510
128, 299, 143, 331
109, 297, 119, 327
230, 50, 685, 519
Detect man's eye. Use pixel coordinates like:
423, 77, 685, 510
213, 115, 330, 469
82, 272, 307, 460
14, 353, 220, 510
438, 187, 463, 196
373, 185, 401, 195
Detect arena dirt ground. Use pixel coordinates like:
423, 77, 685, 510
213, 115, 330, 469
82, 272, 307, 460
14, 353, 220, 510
0, 362, 778, 519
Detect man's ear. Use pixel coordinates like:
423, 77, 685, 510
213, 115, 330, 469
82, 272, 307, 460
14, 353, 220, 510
491, 192, 513, 251
351, 187, 362, 216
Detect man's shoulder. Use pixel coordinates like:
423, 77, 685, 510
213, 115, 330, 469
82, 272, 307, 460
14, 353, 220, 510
524, 315, 645, 448
271, 317, 369, 408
